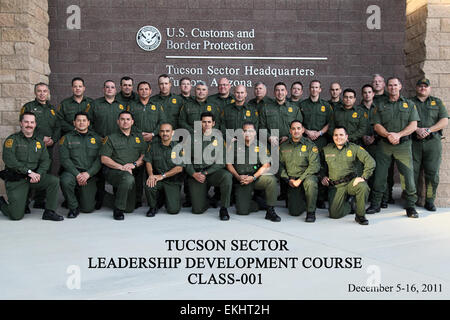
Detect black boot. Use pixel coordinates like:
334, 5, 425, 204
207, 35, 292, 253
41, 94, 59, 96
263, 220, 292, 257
219, 207, 229, 221
424, 201, 436, 212
265, 206, 281, 222
113, 208, 124, 220
42, 209, 64, 221
406, 207, 419, 218
305, 212, 316, 223
146, 207, 157, 217
67, 208, 79, 219
355, 215, 369, 225
366, 204, 380, 214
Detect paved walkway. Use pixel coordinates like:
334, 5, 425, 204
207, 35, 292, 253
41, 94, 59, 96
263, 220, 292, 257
1, 194, 449, 300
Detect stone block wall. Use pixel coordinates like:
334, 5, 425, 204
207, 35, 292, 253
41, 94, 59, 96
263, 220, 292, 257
0, 0, 51, 194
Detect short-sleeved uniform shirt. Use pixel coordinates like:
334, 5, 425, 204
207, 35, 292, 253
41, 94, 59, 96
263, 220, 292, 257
100, 130, 146, 165
144, 140, 184, 184
300, 98, 333, 131
371, 96, 420, 133
279, 137, 320, 180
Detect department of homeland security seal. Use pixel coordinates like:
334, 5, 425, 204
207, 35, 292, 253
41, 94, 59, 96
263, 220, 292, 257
136, 26, 162, 51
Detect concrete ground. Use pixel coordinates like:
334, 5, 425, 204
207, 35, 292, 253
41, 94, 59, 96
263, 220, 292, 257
1, 188, 449, 300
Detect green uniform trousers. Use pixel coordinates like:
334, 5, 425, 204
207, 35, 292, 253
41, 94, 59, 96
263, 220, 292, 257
412, 135, 442, 203
188, 170, 232, 214
287, 175, 318, 216
234, 175, 277, 215
145, 180, 181, 214
1, 174, 59, 220
33, 145, 54, 205
372, 140, 417, 208
60, 171, 97, 213
315, 136, 328, 203
328, 178, 369, 218
105, 169, 137, 212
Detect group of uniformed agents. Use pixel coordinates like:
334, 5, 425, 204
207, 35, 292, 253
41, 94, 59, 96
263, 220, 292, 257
0, 74, 447, 225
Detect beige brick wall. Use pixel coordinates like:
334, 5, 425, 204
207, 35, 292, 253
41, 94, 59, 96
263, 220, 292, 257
0, 0, 50, 194
406, 0, 450, 206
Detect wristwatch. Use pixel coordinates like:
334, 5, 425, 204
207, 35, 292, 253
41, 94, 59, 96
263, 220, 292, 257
27, 169, 32, 174
162, 173, 166, 179
252, 175, 257, 181
133, 162, 137, 168
426, 128, 431, 133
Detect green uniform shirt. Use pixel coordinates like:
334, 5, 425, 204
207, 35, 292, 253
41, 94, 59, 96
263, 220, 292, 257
100, 130, 146, 165
2, 131, 50, 175
185, 135, 225, 176
323, 142, 375, 181
144, 140, 184, 184
373, 92, 389, 107
149, 93, 183, 129
279, 137, 320, 181
300, 98, 333, 131
115, 91, 139, 106
288, 97, 303, 109
372, 96, 420, 133
179, 98, 222, 134
128, 99, 166, 135
248, 96, 274, 114
88, 97, 126, 137
409, 95, 449, 128
56, 96, 94, 135
20, 99, 60, 141
227, 140, 269, 175
329, 104, 368, 144
222, 102, 259, 132
208, 93, 235, 111
59, 130, 102, 177
259, 100, 303, 138
328, 99, 343, 110
358, 103, 376, 136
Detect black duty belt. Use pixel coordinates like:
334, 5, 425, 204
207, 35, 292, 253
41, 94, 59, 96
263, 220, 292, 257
329, 172, 357, 186
412, 131, 440, 142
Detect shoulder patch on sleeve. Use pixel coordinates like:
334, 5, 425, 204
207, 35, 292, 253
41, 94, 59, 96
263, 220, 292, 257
102, 136, 108, 144
147, 144, 151, 152
59, 136, 65, 145
312, 146, 318, 153
85, 104, 91, 113
50, 109, 56, 116
5, 138, 13, 148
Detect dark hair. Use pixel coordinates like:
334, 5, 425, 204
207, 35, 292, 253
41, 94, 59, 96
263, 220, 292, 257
333, 126, 348, 135
242, 122, 256, 130
137, 81, 151, 90
34, 82, 48, 92
291, 81, 303, 90
387, 77, 402, 85
274, 82, 287, 90
361, 84, 374, 92
180, 77, 192, 83
72, 77, 85, 86
120, 76, 133, 85
159, 122, 174, 130
158, 74, 170, 81
103, 80, 115, 87
290, 119, 303, 128
310, 79, 321, 87
343, 88, 356, 97
73, 111, 89, 121
118, 110, 134, 120
20, 111, 36, 122
200, 111, 215, 122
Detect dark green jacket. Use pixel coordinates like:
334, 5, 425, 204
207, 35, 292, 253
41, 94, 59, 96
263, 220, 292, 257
279, 137, 320, 181
149, 93, 183, 129
100, 130, 146, 165
88, 97, 126, 137
322, 142, 375, 181
329, 104, 368, 144
372, 96, 420, 133
57, 96, 94, 135
299, 97, 333, 132
222, 102, 259, 132
59, 130, 102, 177
144, 140, 184, 184
409, 95, 449, 128
20, 99, 60, 141
259, 100, 303, 138
128, 99, 166, 135
179, 98, 222, 135
2, 131, 50, 175
115, 91, 139, 106
185, 134, 225, 176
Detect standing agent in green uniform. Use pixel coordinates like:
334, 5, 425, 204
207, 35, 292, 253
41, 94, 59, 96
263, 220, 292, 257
145, 123, 184, 217
100, 111, 146, 220
300, 80, 333, 209
410, 78, 449, 211
20, 82, 60, 209
222, 85, 259, 132
115, 76, 139, 106
226, 122, 280, 221
248, 82, 273, 114
328, 82, 343, 110
288, 81, 303, 108
279, 120, 320, 222
366, 77, 420, 218
87, 80, 125, 209
321, 127, 375, 225
0, 112, 63, 221
185, 112, 233, 220
329, 88, 367, 146
59, 112, 101, 218
56, 77, 94, 136
149, 74, 183, 129
179, 77, 193, 102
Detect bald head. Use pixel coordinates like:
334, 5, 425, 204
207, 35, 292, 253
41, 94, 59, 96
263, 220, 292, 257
234, 85, 247, 105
